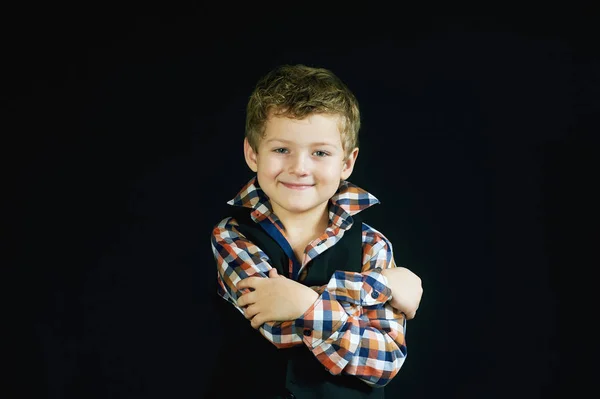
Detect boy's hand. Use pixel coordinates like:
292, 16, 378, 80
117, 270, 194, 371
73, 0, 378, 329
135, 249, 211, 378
237, 268, 319, 329
381, 266, 423, 320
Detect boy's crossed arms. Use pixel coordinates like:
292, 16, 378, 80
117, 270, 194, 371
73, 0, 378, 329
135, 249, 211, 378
237, 266, 422, 328
213, 219, 422, 388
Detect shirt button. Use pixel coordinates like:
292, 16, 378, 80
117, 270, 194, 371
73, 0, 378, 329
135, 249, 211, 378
303, 329, 312, 336
371, 290, 380, 299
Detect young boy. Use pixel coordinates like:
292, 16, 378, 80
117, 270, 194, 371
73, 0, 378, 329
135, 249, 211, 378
209, 64, 423, 399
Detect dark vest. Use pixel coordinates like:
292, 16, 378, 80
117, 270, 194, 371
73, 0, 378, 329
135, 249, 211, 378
207, 207, 385, 399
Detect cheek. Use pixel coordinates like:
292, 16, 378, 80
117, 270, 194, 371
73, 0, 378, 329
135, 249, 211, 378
317, 162, 342, 178
257, 156, 282, 177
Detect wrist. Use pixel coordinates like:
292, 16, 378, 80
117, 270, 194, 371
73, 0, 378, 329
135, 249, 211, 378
307, 287, 319, 304
302, 286, 319, 314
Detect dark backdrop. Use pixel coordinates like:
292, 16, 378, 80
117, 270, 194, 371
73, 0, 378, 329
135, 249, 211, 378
5, 6, 598, 399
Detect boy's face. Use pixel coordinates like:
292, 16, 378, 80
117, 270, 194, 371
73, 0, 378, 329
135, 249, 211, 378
244, 114, 358, 220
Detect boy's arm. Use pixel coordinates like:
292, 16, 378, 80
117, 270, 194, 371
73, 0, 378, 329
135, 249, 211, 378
291, 223, 408, 388
213, 217, 409, 388
309, 225, 422, 319
212, 217, 402, 348
380, 264, 423, 319
212, 217, 308, 347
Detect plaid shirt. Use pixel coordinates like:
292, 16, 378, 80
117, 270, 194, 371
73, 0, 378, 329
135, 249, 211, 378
211, 176, 407, 388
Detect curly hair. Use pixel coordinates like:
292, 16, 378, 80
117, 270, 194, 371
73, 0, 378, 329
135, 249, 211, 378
245, 64, 360, 159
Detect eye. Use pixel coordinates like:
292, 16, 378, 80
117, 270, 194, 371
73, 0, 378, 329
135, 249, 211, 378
313, 150, 330, 157
273, 148, 289, 154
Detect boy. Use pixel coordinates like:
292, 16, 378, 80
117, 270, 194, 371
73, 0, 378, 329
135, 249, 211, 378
209, 64, 423, 399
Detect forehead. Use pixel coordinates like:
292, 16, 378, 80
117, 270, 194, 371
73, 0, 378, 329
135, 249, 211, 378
262, 114, 343, 145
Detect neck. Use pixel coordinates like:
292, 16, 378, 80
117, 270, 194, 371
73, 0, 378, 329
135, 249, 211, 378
272, 203, 329, 236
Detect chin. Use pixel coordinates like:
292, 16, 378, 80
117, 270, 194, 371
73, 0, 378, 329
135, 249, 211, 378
282, 203, 314, 214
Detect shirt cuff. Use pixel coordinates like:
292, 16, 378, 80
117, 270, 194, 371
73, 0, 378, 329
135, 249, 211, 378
360, 268, 393, 306
294, 290, 348, 349
325, 269, 392, 307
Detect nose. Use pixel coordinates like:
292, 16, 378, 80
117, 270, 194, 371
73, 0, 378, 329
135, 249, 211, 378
289, 152, 309, 176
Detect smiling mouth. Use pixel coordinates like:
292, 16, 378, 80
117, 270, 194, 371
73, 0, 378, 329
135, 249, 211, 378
281, 182, 315, 190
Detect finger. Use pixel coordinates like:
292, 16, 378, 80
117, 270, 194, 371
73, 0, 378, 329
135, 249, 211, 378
237, 276, 261, 290
269, 269, 284, 279
238, 296, 245, 307
237, 291, 255, 308
250, 314, 265, 329
244, 304, 259, 320
270, 268, 286, 279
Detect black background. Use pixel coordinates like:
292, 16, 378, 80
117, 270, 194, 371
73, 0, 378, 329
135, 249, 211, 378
5, 4, 598, 399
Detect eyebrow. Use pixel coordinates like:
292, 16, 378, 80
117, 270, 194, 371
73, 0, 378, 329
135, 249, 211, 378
265, 139, 338, 148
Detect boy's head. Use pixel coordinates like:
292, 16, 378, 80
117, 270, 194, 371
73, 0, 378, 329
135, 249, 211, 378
242, 64, 362, 218
245, 64, 360, 161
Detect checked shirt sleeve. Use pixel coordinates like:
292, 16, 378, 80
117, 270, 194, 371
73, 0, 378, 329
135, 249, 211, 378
212, 216, 307, 348
213, 217, 407, 387
292, 223, 407, 388
323, 223, 397, 306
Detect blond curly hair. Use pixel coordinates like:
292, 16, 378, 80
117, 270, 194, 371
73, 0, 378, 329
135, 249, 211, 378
245, 64, 360, 160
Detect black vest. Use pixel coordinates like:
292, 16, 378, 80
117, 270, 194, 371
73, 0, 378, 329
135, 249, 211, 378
207, 207, 385, 399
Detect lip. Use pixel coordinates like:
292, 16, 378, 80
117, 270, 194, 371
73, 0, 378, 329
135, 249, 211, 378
281, 182, 315, 190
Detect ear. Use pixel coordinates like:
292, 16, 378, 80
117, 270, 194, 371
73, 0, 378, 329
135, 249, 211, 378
340, 147, 359, 180
244, 138, 259, 173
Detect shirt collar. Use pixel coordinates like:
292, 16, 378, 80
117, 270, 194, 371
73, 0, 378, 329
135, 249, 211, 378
227, 176, 380, 229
